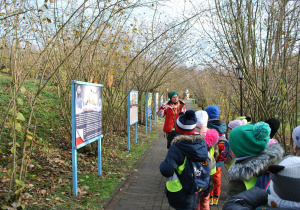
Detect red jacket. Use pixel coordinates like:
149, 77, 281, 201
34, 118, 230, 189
157, 100, 186, 133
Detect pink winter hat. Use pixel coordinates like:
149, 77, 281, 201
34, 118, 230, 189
204, 129, 219, 147
228, 119, 247, 130
195, 110, 208, 128
267, 138, 278, 146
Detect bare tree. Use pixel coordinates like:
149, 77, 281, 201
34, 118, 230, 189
192, 0, 300, 148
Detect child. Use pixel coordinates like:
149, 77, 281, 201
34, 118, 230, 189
225, 119, 248, 168
223, 155, 300, 209
160, 110, 209, 210
195, 110, 219, 210
194, 110, 209, 135
265, 118, 280, 146
228, 119, 247, 131
235, 116, 252, 124
205, 105, 229, 206
292, 125, 300, 156
227, 122, 284, 198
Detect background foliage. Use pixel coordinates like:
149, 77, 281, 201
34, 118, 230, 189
0, 0, 299, 208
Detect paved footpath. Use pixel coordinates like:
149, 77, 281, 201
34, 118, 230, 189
104, 100, 229, 210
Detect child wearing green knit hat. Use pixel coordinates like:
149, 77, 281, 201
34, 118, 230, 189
226, 122, 284, 199
229, 122, 270, 158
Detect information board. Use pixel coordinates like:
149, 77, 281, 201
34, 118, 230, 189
74, 83, 102, 146
71, 81, 103, 196
147, 93, 152, 117
129, 91, 138, 125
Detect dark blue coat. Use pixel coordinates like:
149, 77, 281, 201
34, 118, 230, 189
223, 187, 268, 210
160, 134, 208, 210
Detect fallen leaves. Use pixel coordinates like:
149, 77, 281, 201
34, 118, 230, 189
23, 192, 33, 199
78, 186, 89, 195
0, 118, 156, 209
54, 197, 64, 202
40, 189, 47, 196
11, 201, 21, 208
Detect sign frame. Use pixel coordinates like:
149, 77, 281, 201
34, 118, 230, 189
145, 92, 152, 134
71, 80, 103, 196
154, 93, 159, 124
127, 90, 138, 150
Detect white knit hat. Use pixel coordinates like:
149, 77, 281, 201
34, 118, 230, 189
228, 119, 247, 130
268, 155, 300, 209
195, 110, 208, 128
292, 125, 300, 148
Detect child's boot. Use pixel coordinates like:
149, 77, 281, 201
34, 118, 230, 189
213, 196, 219, 205
209, 196, 214, 206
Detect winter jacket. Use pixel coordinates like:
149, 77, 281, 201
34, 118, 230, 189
223, 187, 268, 210
207, 119, 227, 135
227, 143, 284, 199
157, 100, 186, 133
193, 129, 218, 175
224, 186, 297, 210
160, 134, 208, 210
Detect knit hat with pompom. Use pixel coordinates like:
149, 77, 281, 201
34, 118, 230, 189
175, 110, 197, 135
228, 122, 271, 158
204, 129, 219, 147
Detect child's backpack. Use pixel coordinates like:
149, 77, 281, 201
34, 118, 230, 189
254, 171, 271, 193
243, 171, 271, 193
176, 156, 210, 195
216, 136, 230, 161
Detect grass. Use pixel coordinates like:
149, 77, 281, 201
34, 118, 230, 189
40, 127, 161, 210
0, 74, 164, 209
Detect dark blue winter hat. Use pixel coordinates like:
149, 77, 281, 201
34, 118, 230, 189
205, 105, 220, 120
175, 110, 197, 135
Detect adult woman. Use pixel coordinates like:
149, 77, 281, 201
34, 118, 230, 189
157, 91, 186, 137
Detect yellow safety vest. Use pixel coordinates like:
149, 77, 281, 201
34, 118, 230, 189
225, 160, 236, 168
209, 147, 216, 175
166, 157, 187, 192
243, 176, 258, 190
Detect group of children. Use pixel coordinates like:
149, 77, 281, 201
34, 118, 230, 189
158, 92, 300, 210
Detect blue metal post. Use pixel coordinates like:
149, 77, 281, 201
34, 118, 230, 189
98, 137, 102, 175
154, 110, 156, 125
71, 81, 78, 196
72, 147, 77, 196
135, 123, 138, 144
127, 90, 130, 151
149, 115, 151, 131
